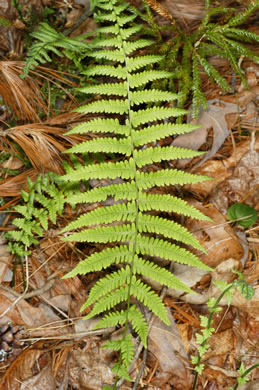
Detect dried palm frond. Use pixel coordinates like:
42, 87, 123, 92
0, 123, 86, 173
0, 61, 78, 122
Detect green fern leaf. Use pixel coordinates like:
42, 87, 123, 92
130, 90, 178, 105
132, 123, 200, 146
83, 285, 129, 317
62, 202, 136, 232
129, 71, 172, 88
63, 245, 132, 277
62, 0, 212, 380
138, 213, 205, 251
62, 159, 135, 182
121, 25, 142, 39
63, 223, 136, 243
133, 256, 193, 292
86, 266, 131, 306
128, 305, 148, 346
94, 309, 127, 329
66, 182, 137, 205
132, 107, 187, 127
79, 82, 128, 96
127, 55, 164, 71
65, 137, 132, 155
75, 99, 128, 115
134, 146, 204, 168
83, 65, 127, 79
136, 169, 210, 190
139, 192, 210, 220
130, 277, 170, 325
135, 235, 212, 271
89, 49, 125, 62
65, 118, 130, 136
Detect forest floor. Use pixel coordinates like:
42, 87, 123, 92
0, 0, 258, 389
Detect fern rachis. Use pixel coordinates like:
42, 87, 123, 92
62, 0, 212, 383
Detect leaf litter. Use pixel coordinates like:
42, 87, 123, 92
0, 0, 258, 389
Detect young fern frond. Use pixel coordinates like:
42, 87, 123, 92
6, 173, 67, 258
62, 0, 212, 381
23, 22, 89, 76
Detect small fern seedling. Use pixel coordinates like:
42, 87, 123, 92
6, 172, 66, 258
192, 269, 255, 389
61, 0, 213, 383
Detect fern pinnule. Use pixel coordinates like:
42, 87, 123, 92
62, 0, 212, 380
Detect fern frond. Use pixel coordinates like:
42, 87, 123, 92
67, 182, 137, 205
132, 107, 187, 127
79, 82, 128, 96
63, 245, 132, 277
62, 159, 134, 182
135, 235, 212, 271
133, 256, 193, 292
86, 266, 131, 306
132, 123, 200, 146
62, 0, 212, 380
130, 90, 178, 105
130, 277, 170, 325
138, 213, 205, 251
65, 137, 132, 155
127, 55, 164, 71
75, 99, 128, 115
138, 193, 210, 220
62, 202, 136, 232
63, 223, 136, 243
83, 65, 127, 79
129, 70, 172, 88
136, 169, 210, 190
23, 22, 88, 76
65, 118, 130, 136
134, 145, 204, 168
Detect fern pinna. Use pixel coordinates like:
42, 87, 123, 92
61, 0, 212, 382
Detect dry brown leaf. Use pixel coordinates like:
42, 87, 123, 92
211, 148, 259, 214
187, 135, 259, 197
186, 202, 244, 268
20, 364, 56, 390
68, 340, 114, 390
0, 168, 38, 197
148, 309, 192, 389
